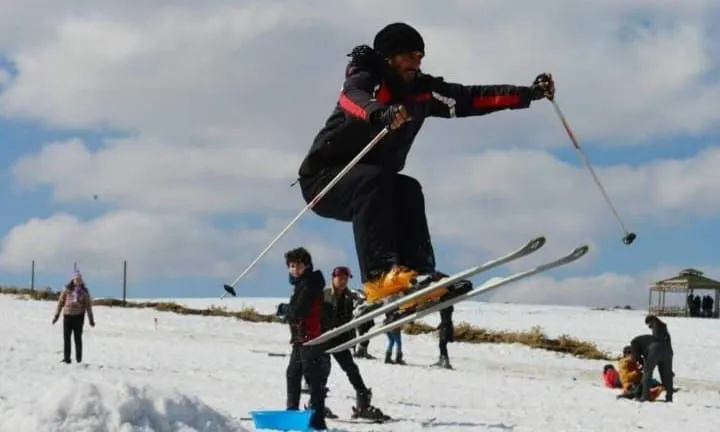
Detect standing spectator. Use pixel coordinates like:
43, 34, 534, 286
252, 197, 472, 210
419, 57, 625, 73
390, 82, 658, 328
384, 326, 405, 365
283, 247, 330, 431
702, 295, 714, 317
354, 321, 376, 359
351, 289, 376, 360
52, 271, 95, 364
434, 306, 454, 369
708, 295, 715, 317
633, 315, 674, 402
323, 266, 388, 420
687, 294, 696, 317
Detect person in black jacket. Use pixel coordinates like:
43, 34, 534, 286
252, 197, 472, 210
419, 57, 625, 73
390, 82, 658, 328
283, 247, 330, 430
627, 315, 674, 402
297, 22, 555, 310
434, 306, 455, 369
323, 266, 389, 420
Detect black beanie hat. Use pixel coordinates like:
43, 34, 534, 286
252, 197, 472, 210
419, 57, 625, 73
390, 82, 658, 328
373, 22, 425, 57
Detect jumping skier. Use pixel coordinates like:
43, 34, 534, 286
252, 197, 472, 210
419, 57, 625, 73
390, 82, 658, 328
297, 22, 556, 313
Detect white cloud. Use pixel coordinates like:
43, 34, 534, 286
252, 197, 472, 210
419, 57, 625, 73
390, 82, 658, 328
482, 264, 720, 309
0, 1, 718, 145
0, 211, 348, 284
0, 68, 10, 89
0, 0, 718, 302
408, 145, 720, 264
10, 136, 306, 215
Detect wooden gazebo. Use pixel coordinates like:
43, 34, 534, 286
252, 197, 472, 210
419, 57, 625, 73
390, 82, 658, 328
649, 268, 720, 318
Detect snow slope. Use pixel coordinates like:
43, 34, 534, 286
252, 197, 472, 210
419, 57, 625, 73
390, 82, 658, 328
1, 294, 719, 432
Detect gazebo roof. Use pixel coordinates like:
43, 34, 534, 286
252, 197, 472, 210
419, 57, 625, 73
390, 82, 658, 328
651, 268, 720, 291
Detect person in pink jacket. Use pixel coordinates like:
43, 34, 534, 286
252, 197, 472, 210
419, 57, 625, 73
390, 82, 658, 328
52, 271, 95, 363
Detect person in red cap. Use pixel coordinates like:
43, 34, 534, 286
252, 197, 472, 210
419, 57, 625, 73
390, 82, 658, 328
297, 22, 555, 316
322, 265, 389, 421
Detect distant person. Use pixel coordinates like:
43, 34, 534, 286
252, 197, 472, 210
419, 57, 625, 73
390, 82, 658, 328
283, 247, 330, 431
323, 266, 388, 420
617, 338, 665, 401
434, 306, 454, 369
628, 315, 674, 402
275, 302, 290, 323
602, 364, 622, 389
52, 271, 95, 364
384, 325, 405, 365
617, 345, 641, 392
702, 295, 714, 317
351, 289, 376, 360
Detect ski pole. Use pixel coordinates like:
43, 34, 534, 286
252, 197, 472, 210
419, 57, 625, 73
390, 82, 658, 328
549, 98, 636, 246
221, 126, 391, 297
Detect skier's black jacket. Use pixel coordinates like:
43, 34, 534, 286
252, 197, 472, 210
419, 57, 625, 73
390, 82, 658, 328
298, 46, 537, 177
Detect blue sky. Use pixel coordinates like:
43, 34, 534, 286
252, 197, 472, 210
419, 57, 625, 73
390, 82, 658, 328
0, 1, 719, 308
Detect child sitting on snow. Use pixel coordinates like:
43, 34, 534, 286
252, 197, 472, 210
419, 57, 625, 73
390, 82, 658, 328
615, 345, 664, 401
602, 364, 622, 388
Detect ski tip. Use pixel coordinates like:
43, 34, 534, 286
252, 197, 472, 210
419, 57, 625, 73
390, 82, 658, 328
524, 236, 547, 252
223, 284, 237, 297
303, 337, 324, 346
570, 245, 590, 259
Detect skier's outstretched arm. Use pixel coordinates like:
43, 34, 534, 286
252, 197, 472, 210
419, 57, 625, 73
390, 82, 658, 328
425, 73, 553, 118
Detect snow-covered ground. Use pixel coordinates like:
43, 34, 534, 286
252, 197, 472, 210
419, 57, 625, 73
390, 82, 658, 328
1, 295, 719, 432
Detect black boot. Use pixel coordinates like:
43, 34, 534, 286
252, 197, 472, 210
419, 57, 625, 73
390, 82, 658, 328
351, 388, 390, 421
384, 351, 393, 364
433, 355, 452, 369
395, 351, 406, 365
441, 279, 473, 301
354, 345, 376, 359
305, 403, 337, 420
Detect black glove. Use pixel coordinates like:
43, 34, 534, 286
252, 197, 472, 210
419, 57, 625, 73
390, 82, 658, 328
376, 104, 410, 129
531, 73, 555, 100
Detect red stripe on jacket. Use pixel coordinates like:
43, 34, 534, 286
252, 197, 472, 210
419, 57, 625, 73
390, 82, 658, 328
473, 94, 522, 109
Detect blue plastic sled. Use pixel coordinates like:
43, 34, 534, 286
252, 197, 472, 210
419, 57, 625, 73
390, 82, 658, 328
249, 409, 314, 431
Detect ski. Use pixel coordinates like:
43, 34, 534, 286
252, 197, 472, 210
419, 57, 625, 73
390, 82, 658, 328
303, 236, 546, 347
325, 244, 589, 355
332, 417, 396, 425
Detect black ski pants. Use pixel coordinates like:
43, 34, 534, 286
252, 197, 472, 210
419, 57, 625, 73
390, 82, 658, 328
642, 341, 674, 401
357, 320, 373, 350
438, 307, 455, 358
330, 349, 368, 393
286, 345, 330, 429
63, 314, 85, 363
300, 163, 436, 282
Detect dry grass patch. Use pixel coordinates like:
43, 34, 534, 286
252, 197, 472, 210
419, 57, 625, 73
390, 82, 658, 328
0, 285, 59, 301
0, 286, 281, 323
1, 286, 611, 360
403, 321, 612, 361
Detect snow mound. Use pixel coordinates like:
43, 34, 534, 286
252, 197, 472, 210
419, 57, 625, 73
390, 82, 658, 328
0, 375, 248, 432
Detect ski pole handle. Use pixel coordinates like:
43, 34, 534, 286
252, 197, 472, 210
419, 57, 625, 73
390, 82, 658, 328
221, 126, 391, 296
